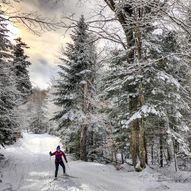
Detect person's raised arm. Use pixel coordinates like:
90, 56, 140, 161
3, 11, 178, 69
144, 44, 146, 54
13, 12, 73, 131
49, 151, 56, 156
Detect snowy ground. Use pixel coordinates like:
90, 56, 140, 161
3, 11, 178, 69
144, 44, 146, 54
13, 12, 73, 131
0, 133, 191, 191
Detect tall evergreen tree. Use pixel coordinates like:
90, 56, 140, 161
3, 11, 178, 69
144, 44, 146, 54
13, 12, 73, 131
100, 50, 130, 162
12, 37, 32, 103
0, 15, 20, 145
143, 29, 191, 168
53, 15, 97, 161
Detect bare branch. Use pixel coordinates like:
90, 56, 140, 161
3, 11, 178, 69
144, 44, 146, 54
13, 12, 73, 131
163, 10, 191, 37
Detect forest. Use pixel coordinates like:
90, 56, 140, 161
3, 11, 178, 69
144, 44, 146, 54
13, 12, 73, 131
0, 0, 191, 191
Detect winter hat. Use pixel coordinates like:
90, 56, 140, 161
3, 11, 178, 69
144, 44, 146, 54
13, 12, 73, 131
56, 145, 61, 150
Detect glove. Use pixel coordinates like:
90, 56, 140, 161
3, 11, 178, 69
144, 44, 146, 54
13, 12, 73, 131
49, 151, 52, 156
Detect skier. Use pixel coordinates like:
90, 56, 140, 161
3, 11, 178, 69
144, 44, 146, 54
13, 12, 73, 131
49, 145, 68, 178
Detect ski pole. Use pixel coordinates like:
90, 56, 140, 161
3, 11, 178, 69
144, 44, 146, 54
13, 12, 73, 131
67, 162, 70, 171
49, 155, 51, 178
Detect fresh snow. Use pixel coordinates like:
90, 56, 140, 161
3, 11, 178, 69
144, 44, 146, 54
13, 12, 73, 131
0, 133, 191, 191
156, 71, 180, 90
124, 105, 164, 128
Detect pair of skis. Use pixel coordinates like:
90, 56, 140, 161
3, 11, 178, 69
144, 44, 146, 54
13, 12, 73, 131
53, 174, 77, 180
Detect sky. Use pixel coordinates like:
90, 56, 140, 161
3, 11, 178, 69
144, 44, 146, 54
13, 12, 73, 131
8, 0, 97, 90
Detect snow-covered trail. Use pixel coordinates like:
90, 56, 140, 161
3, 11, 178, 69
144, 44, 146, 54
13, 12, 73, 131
0, 133, 61, 191
0, 133, 191, 191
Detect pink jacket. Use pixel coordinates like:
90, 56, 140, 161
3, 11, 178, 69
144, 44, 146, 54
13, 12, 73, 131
50, 150, 68, 162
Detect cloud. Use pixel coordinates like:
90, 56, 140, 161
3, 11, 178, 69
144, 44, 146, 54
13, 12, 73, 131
18, 29, 66, 90
38, 58, 48, 66
21, 0, 90, 17
21, 0, 65, 16
12, 0, 96, 90
29, 58, 59, 89
21, 0, 99, 22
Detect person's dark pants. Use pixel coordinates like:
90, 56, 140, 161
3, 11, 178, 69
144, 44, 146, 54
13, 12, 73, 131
55, 160, 65, 177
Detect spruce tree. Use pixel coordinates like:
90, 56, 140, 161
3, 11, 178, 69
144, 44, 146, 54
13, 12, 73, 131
0, 16, 19, 145
100, 50, 130, 162
12, 37, 32, 103
53, 15, 97, 160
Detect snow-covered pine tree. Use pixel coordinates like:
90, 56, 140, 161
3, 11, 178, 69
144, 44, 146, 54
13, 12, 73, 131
180, 2, 191, 159
12, 37, 32, 103
101, 25, 191, 169
53, 15, 97, 161
100, 49, 130, 163
141, 28, 191, 169
0, 15, 20, 145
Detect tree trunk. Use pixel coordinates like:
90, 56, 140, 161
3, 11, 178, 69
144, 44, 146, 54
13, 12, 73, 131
130, 117, 146, 170
166, 119, 176, 170
151, 144, 154, 165
173, 140, 178, 171
80, 82, 88, 161
130, 96, 140, 168
113, 151, 117, 163
121, 152, 124, 164
167, 136, 174, 163
159, 135, 163, 167
144, 135, 148, 165
130, 122, 139, 168
129, 46, 146, 170
80, 125, 88, 161
130, 7, 146, 170
139, 117, 146, 169
129, 79, 147, 169
106, 1, 146, 171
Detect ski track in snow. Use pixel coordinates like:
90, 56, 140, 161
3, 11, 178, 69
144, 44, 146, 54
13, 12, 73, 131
0, 133, 191, 191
